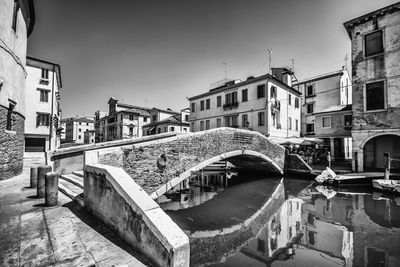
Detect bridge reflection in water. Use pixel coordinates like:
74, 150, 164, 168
161, 173, 400, 267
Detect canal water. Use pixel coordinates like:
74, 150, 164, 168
161, 174, 400, 267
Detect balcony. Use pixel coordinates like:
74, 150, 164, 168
223, 102, 239, 110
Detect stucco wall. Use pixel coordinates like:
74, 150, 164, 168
84, 164, 190, 267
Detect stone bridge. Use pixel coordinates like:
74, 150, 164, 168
87, 127, 286, 199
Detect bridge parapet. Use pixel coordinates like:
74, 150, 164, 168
112, 128, 285, 197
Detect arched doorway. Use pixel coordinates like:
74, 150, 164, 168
363, 134, 400, 171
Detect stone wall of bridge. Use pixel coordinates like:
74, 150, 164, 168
115, 128, 285, 196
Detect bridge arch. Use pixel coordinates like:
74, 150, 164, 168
150, 149, 283, 199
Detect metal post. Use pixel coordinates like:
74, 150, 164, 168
37, 165, 52, 198
384, 152, 391, 180
45, 172, 59, 207
30, 166, 38, 188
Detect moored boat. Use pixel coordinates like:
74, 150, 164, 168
372, 179, 400, 194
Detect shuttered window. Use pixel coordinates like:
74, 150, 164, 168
365, 30, 383, 57
366, 81, 385, 111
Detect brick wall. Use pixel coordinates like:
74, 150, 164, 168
0, 106, 25, 180
119, 128, 285, 194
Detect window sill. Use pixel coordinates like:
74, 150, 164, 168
5, 129, 16, 135
364, 52, 384, 60
364, 108, 387, 113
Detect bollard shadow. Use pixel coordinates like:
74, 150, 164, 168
33, 203, 47, 208
27, 195, 38, 199
62, 201, 151, 266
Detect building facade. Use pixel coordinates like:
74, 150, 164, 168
63, 117, 95, 144
188, 69, 301, 138
142, 108, 190, 135
293, 68, 352, 161
95, 98, 151, 142
25, 56, 62, 153
344, 2, 400, 172
0, 0, 35, 179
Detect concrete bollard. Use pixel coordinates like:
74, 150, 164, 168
45, 172, 59, 207
37, 165, 52, 198
30, 166, 38, 188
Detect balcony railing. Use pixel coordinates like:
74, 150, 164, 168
223, 102, 239, 110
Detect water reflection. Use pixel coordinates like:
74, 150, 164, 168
163, 176, 400, 267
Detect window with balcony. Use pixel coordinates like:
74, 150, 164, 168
200, 100, 204, 111
242, 89, 248, 102
217, 96, 221, 107
366, 81, 385, 111
257, 85, 265, 98
365, 30, 383, 57
322, 116, 331, 128
224, 91, 238, 109
258, 112, 265, 126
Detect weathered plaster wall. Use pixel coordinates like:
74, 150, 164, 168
84, 164, 190, 267
119, 128, 285, 195
347, 8, 400, 171
314, 111, 352, 138
0, 107, 24, 179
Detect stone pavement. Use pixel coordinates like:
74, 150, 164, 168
0, 168, 149, 267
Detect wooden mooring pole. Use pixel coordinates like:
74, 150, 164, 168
384, 152, 391, 180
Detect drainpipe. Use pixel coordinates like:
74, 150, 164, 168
49, 65, 55, 151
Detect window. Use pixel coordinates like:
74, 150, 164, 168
143, 117, 148, 122
164, 127, 167, 132
288, 117, 292, 130
200, 100, 204, 111
242, 114, 248, 127
307, 103, 314, 114
39, 90, 49, 102
41, 69, 49, 79
366, 81, 385, 111
6, 103, 15, 131
200, 121, 204, 131
205, 120, 210, 130
365, 30, 383, 57
152, 115, 157, 122
206, 99, 210, 110
185, 114, 189, 121
231, 116, 238, 127
306, 85, 314, 96
217, 96, 222, 107
270, 86, 277, 98
344, 115, 352, 127
306, 123, 314, 133
242, 89, 248, 102
129, 127, 134, 135
78, 135, 81, 139
79, 128, 81, 132
257, 85, 265, 98
295, 97, 299, 108
191, 102, 195, 112
86, 123, 89, 126
157, 128, 161, 133
36, 113, 50, 127
322, 116, 331, 128
12, 0, 19, 32
258, 112, 265, 126
190, 122, 195, 132
171, 126, 175, 132
288, 94, 292, 105
224, 117, 230, 127
216, 118, 221, 128
79, 122, 82, 125
129, 114, 134, 121
295, 119, 299, 131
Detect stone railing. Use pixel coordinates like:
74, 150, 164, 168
84, 164, 190, 267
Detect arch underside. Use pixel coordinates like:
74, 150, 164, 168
150, 149, 283, 199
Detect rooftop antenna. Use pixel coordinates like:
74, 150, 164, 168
267, 49, 272, 74
222, 62, 227, 80
291, 58, 295, 73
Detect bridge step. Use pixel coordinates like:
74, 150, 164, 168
60, 174, 83, 189
72, 170, 84, 178
59, 177, 84, 207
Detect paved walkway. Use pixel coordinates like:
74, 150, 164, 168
0, 168, 149, 267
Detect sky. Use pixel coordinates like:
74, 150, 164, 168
28, 0, 399, 118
